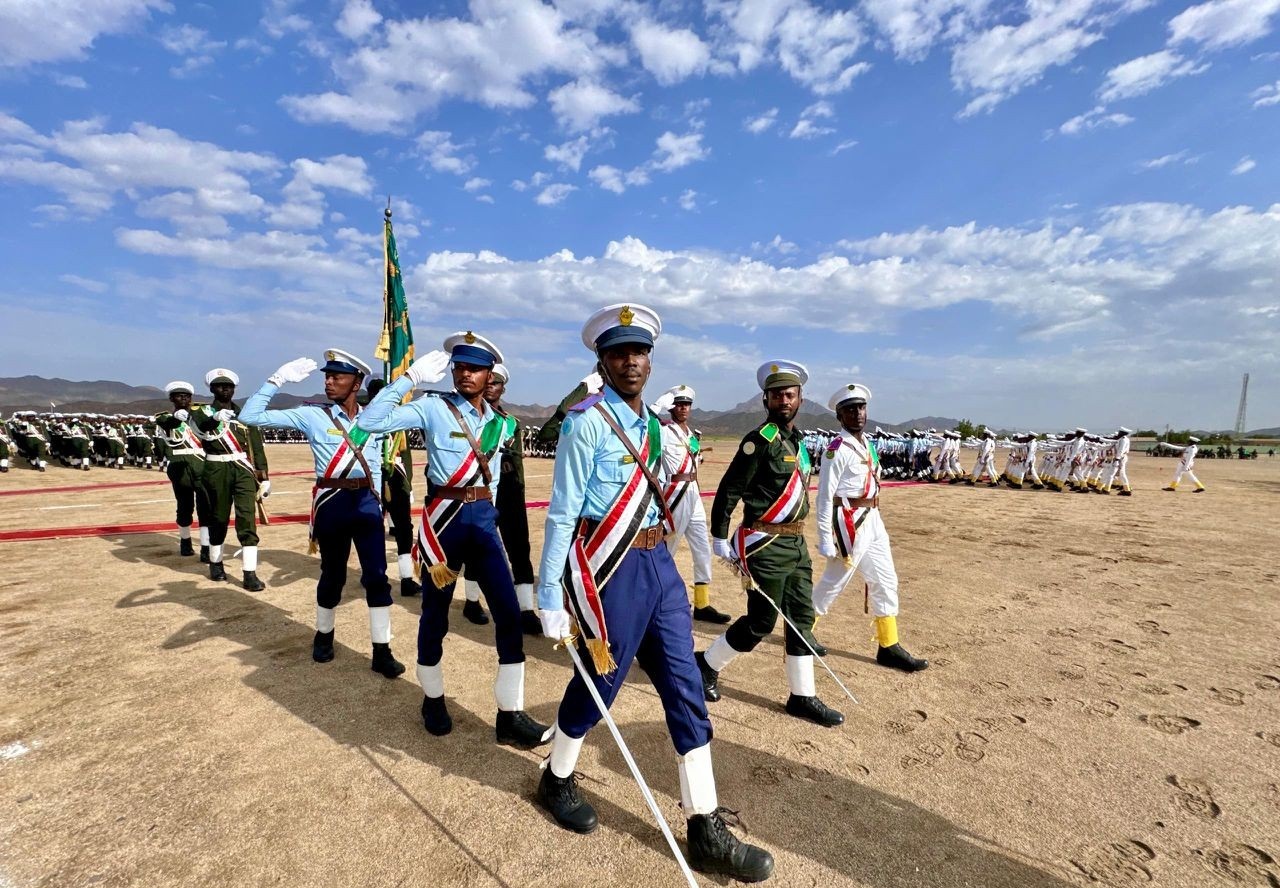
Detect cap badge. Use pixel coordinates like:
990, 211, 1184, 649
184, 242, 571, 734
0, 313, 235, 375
464, 331, 476, 344
619, 305, 634, 326
770, 364, 779, 373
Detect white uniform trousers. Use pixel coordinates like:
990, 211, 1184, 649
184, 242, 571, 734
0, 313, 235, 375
973, 452, 997, 481
812, 509, 899, 618
1171, 465, 1200, 486
1104, 456, 1129, 489
665, 491, 712, 585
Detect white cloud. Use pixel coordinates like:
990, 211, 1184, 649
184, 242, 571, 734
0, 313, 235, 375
547, 79, 640, 132
588, 164, 625, 194
534, 183, 577, 206
283, 0, 623, 133
631, 19, 710, 85
1253, 80, 1280, 108
53, 74, 89, 89
59, 273, 109, 293
463, 177, 491, 192
159, 24, 227, 78
860, 0, 990, 62
476, 194, 495, 204
830, 138, 858, 155
544, 134, 596, 171
678, 188, 698, 211
335, 0, 381, 41
415, 130, 474, 176
512, 171, 550, 192
651, 131, 708, 172
752, 234, 799, 255
1057, 105, 1134, 136
1139, 150, 1197, 169
743, 107, 779, 134
266, 155, 373, 229
1232, 156, 1256, 175
1098, 50, 1209, 102
714, 0, 870, 94
0, 0, 168, 69
1168, 0, 1280, 51
790, 99, 836, 138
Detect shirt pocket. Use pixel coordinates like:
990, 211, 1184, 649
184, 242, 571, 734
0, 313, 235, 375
595, 457, 634, 486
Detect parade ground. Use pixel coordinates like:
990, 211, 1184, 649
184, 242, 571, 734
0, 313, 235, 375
1, 446, 1277, 888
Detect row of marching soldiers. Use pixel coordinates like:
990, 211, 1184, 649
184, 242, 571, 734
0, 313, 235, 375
1, 411, 167, 472
145, 303, 930, 884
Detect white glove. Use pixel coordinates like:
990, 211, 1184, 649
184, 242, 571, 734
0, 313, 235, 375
259, 479, 271, 499
214, 409, 236, 423
540, 608, 573, 640
172, 409, 189, 422
712, 537, 734, 562
406, 350, 450, 386
581, 371, 604, 393
650, 392, 675, 414
818, 539, 839, 558
269, 357, 318, 386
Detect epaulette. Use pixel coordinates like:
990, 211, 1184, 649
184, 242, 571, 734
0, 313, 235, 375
758, 422, 779, 442
826, 437, 843, 453
568, 392, 605, 413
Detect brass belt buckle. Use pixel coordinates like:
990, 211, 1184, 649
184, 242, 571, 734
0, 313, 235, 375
463, 487, 478, 503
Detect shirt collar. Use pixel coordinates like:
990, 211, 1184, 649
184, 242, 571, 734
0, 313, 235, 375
603, 385, 647, 429
448, 390, 491, 421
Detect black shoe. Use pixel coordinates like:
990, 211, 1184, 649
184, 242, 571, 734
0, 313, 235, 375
179, 538, 194, 557
1192, 487, 1206, 494
312, 630, 335, 663
785, 694, 844, 727
537, 768, 598, 834
696, 652, 720, 702
400, 577, 421, 597
693, 605, 732, 624
521, 609, 543, 636
876, 643, 928, 672
1031, 483, 1044, 490
965, 479, 975, 486
1118, 489, 1133, 496
370, 642, 405, 678
687, 808, 775, 883
421, 694, 452, 736
462, 598, 490, 625
242, 570, 265, 592
209, 562, 227, 582
495, 710, 550, 749
199, 545, 210, 564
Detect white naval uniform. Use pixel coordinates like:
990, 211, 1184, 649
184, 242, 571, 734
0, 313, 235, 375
1168, 443, 1201, 487
944, 436, 964, 478
1103, 435, 1131, 490
658, 420, 712, 585
971, 437, 997, 482
811, 431, 899, 619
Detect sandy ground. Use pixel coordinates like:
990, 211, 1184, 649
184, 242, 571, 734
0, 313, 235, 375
1, 444, 1278, 888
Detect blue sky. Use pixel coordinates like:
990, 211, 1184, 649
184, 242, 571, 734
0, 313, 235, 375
1, 0, 1278, 430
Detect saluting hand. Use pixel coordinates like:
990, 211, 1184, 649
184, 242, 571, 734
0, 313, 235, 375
172, 409, 189, 422
269, 357, 318, 386
214, 408, 236, 423
407, 350, 450, 386
580, 371, 604, 393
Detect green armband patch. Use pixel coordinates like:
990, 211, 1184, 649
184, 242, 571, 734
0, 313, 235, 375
759, 423, 779, 443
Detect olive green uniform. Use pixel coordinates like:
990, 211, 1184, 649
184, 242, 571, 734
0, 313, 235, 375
191, 403, 267, 548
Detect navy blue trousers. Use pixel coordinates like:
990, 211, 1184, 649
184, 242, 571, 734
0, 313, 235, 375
418, 499, 524, 668
556, 543, 712, 756
314, 488, 393, 609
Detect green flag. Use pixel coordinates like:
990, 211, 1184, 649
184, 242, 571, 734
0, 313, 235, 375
373, 209, 416, 464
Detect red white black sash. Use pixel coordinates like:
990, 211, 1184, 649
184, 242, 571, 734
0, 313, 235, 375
309, 405, 366, 550
731, 450, 809, 587
830, 436, 880, 559
661, 427, 697, 533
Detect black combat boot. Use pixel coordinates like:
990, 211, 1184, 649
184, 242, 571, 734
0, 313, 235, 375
421, 695, 452, 736
496, 710, 550, 748
784, 694, 844, 727
696, 652, 720, 702
537, 768, 598, 834
693, 605, 732, 624
462, 598, 489, 625
370, 643, 405, 678
400, 577, 421, 597
312, 630, 335, 663
209, 562, 227, 582
200, 545, 210, 563
242, 571, 265, 592
687, 808, 775, 883
179, 538, 194, 556
802, 628, 827, 657
521, 609, 543, 635
876, 643, 928, 672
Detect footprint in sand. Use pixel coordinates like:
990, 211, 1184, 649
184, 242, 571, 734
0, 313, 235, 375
954, 731, 989, 763
1094, 638, 1139, 654
884, 712, 925, 734
1087, 700, 1120, 718
1069, 839, 1156, 885
1048, 627, 1079, 638
1209, 687, 1245, 706
1135, 620, 1170, 636
1011, 591, 1030, 602
1059, 666, 1087, 681
1191, 843, 1278, 885
899, 742, 946, 770
1257, 732, 1280, 748
1140, 714, 1202, 735
1255, 675, 1280, 691
1168, 775, 1222, 820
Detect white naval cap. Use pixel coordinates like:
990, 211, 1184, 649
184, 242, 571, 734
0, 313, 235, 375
1074, 426, 1087, 434
491, 362, 510, 384
1116, 426, 1132, 435
443, 331, 503, 367
581, 303, 662, 353
164, 380, 195, 395
1188, 436, 1200, 443
321, 348, 372, 377
205, 368, 240, 387
983, 429, 996, 438
650, 383, 695, 414
828, 383, 871, 412
757, 360, 808, 391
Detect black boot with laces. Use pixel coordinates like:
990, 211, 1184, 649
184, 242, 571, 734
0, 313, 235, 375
687, 807, 775, 883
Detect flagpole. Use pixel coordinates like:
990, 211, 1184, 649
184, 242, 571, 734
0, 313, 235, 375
383, 198, 392, 384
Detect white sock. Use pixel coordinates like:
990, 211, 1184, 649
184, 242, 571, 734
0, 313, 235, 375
704, 634, 741, 673
209, 544, 223, 564
316, 605, 336, 633
464, 579, 481, 602
785, 655, 817, 697
178, 526, 191, 540
368, 606, 392, 644
546, 723, 585, 779
242, 546, 258, 571
515, 583, 535, 611
678, 744, 719, 815
397, 554, 414, 580
416, 663, 444, 698
494, 662, 525, 711
199, 527, 210, 546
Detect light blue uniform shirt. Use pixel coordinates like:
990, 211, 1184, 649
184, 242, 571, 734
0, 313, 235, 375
356, 375, 506, 496
240, 382, 383, 491
536, 386, 664, 611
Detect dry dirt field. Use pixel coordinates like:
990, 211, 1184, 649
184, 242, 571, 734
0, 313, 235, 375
2, 444, 1278, 887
